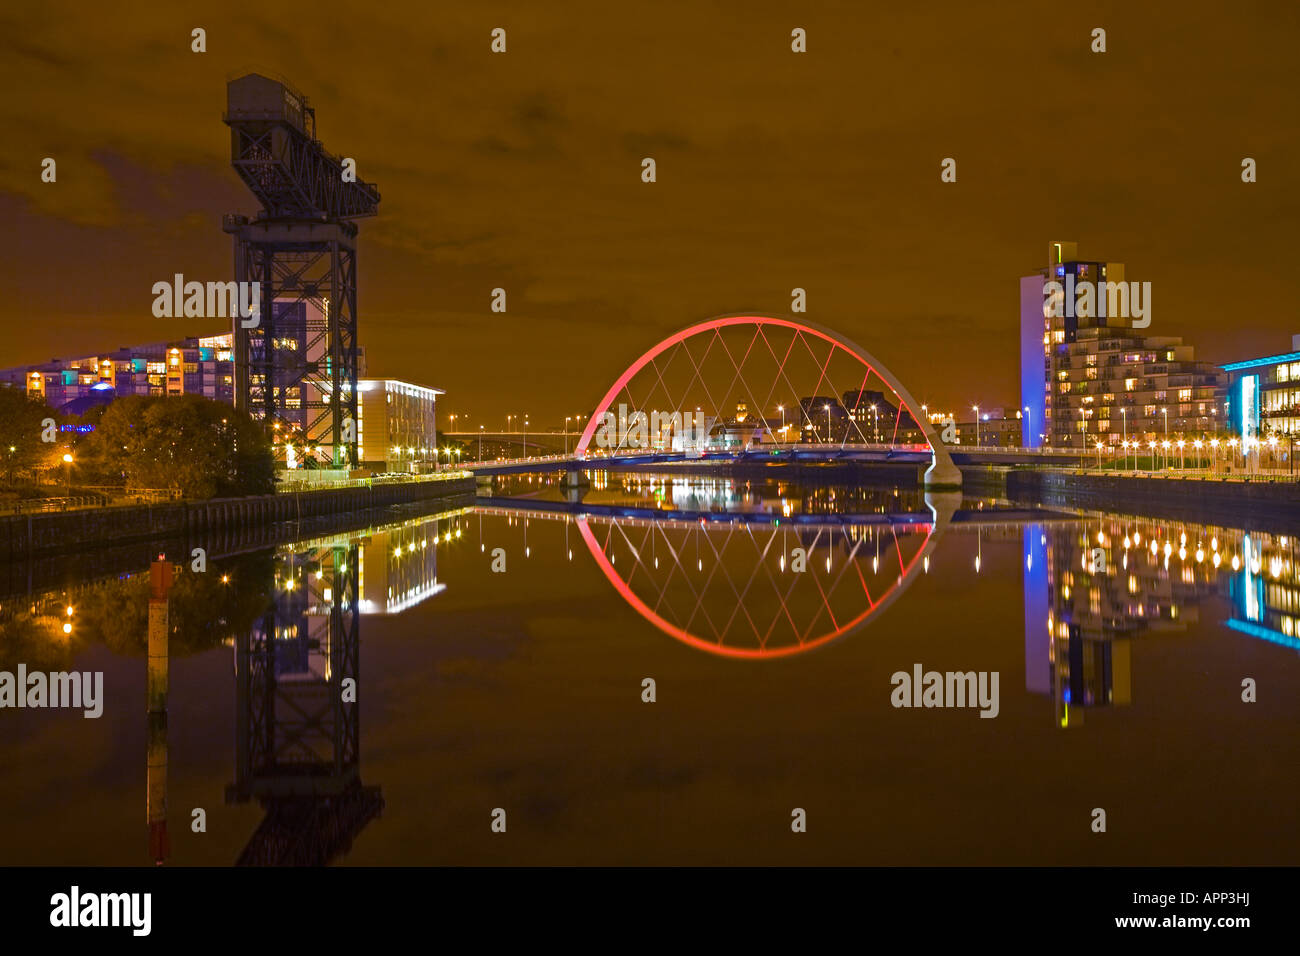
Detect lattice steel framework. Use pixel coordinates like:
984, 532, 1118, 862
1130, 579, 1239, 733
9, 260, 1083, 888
228, 542, 361, 804
224, 74, 380, 468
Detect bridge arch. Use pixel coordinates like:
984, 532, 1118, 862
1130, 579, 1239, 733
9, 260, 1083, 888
573, 314, 960, 486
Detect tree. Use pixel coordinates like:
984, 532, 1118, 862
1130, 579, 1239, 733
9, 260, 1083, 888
0, 386, 59, 486
83, 395, 275, 498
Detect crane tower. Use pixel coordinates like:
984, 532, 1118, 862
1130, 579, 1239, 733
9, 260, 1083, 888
223, 73, 380, 469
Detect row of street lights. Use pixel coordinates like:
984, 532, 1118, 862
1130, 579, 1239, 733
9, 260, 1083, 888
1096, 434, 1286, 474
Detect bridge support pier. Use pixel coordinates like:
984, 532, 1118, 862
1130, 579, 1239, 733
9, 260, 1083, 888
924, 454, 963, 489
561, 469, 590, 490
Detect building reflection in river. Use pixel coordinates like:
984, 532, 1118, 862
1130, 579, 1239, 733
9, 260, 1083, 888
1025, 516, 1300, 728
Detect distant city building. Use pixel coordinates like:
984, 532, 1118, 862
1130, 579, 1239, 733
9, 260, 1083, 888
797, 396, 849, 442
1020, 241, 1227, 449
842, 389, 923, 442
957, 407, 1022, 447
1222, 335, 1300, 440
1, 333, 237, 413
0, 327, 451, 475
357, 379, 442, 473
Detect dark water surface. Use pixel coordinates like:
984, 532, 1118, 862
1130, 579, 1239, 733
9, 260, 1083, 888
1, 473, 1297, 865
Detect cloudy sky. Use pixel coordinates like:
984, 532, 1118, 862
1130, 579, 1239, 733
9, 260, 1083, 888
2, 0, 1297, 425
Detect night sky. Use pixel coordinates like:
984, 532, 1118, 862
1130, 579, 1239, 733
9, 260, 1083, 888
2, 1, 1297, 425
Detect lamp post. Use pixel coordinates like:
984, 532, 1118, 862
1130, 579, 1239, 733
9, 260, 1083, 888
523, 416, 529, 459
1024, 405, 1032, 450
871, 404, 879, 443
778, 405, 785, 445
823, 403, 830, 444
1120, 408, 1127, 469
972, 406, 980, 446
564, 417, 571, 454
478, 425, 484, 461
62, 451, 73, 497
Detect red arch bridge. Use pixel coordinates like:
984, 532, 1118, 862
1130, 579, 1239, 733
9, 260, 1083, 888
455, 316, 1085, 486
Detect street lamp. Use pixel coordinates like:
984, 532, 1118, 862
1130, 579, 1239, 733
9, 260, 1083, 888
62, 452, 73, 497
523, 416, 529, 458
870, 403, 879, 443
777, 404, 785, 444
478, 425, 485, 461
972, 406, 980, 446
823, 403, 831, 444
1024, 405, 1032, 450
1120, 408, 1127, 468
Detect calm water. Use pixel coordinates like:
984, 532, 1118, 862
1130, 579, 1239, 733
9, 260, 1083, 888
1, 473, 1298, 865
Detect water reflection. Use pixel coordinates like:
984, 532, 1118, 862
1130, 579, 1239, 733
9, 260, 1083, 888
2, 476, 1299, 864
1027, 515, 1300, 728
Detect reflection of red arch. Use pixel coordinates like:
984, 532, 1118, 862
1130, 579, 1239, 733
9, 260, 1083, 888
572, 314, 957, 482
577, 516, 934, 659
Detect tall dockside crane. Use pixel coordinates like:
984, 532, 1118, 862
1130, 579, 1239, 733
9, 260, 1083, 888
223, 74, 380, 469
